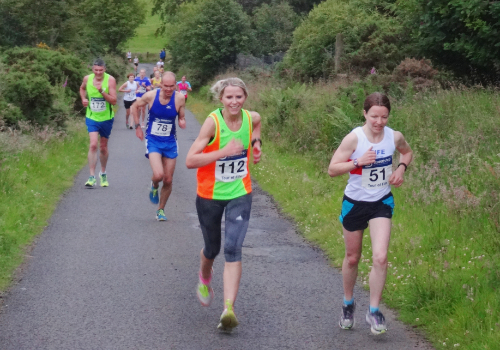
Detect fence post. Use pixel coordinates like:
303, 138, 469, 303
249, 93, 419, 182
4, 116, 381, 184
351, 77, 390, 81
334, 33, 343, 73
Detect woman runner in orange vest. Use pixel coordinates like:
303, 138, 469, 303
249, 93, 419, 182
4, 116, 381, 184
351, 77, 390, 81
186, 77, 262, 332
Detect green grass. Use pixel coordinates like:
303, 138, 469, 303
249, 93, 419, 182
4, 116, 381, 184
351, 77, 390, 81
0, 120, 89, 290
188, 80, 500, 350
125, 0, 166, 56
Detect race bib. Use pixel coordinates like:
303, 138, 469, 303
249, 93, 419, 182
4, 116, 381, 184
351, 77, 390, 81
90, 97, 106, 112
215, 151, 248, 182
138, 86, 146, 94
361, 156, 392, 189
180, 90, 187, 96
151, 121, 172, 137
126, 92, 135, 100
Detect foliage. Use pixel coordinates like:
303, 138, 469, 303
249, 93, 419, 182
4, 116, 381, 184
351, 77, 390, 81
81, 0, 146, 53
166, 0, 252, 86
251, 1, 301, 56
0, 0, 145, 55
0, 47, 87, 127
283, 0, 414, 79
414, 0, 500, 79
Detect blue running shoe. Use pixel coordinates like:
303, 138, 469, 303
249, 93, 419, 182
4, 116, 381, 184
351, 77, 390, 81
149, 182, 159, 204
156, 209, 167, 221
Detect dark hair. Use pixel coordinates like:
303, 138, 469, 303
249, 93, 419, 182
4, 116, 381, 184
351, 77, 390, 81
363, 92, 391, 113
93, 58, 106, 67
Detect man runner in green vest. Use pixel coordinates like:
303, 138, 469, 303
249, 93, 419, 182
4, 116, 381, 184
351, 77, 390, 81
79, 59, 117, 187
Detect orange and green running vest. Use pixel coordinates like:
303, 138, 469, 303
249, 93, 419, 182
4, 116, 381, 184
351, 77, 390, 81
85, 73, 114, 121
197, 108, 253, 200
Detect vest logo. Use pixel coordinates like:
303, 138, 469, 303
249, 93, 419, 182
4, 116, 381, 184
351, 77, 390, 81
375, 149, 385, 155
166, 105, 171, 109
221, 128, 225, 133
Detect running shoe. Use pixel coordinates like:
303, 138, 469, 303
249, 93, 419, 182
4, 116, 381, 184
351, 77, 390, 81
85, 176, 96, 188
366, 309, 387, 335
129, 125, 133, 130
126, 123, 129, 129
217, 300, 239, 331
149, 182, 159, 204
197, 271, 214, 307
99, 172, 109, 187
339, 302, 356, 330
141, 122, 145, 128
156, 208, 167, 221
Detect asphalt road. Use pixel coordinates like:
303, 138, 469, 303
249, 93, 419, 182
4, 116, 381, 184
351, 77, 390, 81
0, 64, 433, 350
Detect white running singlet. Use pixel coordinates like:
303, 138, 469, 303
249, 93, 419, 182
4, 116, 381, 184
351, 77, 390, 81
344, 126, 396, 202
124, 81, 138, 101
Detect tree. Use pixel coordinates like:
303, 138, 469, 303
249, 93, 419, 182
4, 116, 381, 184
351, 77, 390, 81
166, 0, 252, 85
252, 1, 301, 56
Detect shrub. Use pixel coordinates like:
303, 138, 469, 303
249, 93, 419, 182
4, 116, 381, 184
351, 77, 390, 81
166, 0, 253, 86
0, 47, 86, 127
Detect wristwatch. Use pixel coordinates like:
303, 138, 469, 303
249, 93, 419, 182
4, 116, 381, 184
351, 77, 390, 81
353, 158, 359, 167
135, 124, 141, 129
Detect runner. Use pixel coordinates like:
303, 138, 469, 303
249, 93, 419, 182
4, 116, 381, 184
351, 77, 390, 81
176, 76, 191, 90
151, 70, 162, 90
177, 75, 192, 101
79, 59, 117, 188
160, 48, 166, 61
127, 50, 132, 63
150, 66, 158, 79
131, 72, 186, 221
327, 92, 413, 335
134, 69, 152, 128
118, 73, 139, 129
185, 77, 262, 332
133, 56, 139, 75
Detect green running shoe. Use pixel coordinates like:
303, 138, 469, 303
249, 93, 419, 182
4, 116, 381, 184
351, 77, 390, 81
197, 270, 214, 307
156, 208, 167, 221
217, 299, 239, 331
99, 172, 109, 187
85, 176, 96, 188
149, 182, 159, 204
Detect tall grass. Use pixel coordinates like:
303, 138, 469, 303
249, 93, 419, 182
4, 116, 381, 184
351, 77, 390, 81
189, 74, 500, 349
0, 120, 88, 290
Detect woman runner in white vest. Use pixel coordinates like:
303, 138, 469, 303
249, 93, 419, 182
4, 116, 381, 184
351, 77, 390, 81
118, 73, 139, 129
328, 92, 413, 335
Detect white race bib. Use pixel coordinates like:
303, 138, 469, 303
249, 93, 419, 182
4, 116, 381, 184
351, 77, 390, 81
215, 151, 248, 182
90, 97, 106, 112
151, 121, 172, 137
138, 86, 146, 94
180, 90, 187, 96
126, 92, 135, 100
361, 156, 392, 189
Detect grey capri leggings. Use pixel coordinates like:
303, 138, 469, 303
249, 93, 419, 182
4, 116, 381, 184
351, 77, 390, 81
196, 193, 252, 262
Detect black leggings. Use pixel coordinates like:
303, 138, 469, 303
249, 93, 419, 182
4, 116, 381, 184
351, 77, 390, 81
196, 194, 252, 262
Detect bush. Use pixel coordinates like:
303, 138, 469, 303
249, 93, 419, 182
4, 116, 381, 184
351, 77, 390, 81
283, 0, 414, 79
0, 47, 86, 127
166, 0, 252, 86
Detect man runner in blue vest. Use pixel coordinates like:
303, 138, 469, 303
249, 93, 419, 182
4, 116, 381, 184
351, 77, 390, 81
131, 72, 186, 221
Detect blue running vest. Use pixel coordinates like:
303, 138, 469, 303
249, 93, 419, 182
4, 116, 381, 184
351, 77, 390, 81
146, 90, 178, 145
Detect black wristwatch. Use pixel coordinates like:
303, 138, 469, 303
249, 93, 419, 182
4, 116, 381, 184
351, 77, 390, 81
251, 138, 262, 147
135, 124, 141, 129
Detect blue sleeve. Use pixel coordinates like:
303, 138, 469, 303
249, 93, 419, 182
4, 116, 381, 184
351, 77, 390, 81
188, 82, 192, 88
145, 79, 151, 86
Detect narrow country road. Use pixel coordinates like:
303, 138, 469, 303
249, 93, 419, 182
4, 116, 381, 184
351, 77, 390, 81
0, 64, 433, 350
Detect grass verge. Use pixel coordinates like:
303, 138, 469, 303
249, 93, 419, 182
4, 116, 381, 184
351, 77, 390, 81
188, 83, 500, 350
0, 120, 89, 291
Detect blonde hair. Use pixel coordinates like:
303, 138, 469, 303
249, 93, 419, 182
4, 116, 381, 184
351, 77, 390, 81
210, 77, 248, 100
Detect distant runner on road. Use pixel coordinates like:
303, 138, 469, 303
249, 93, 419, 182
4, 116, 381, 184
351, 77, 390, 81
132, 72, 186, 221
127, 50, 132, 62
328, 92, 413, 335
151, 70, 161, 90
79, 59, 117, 188
133, 56, 139, 74
134, 69, 152, 128
186, 77, 262, 332
177, 75, 192, 101
118, 73, 139, 129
